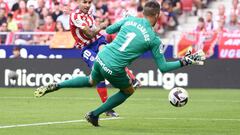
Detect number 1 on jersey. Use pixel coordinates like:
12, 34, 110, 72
119, 32, 136, 52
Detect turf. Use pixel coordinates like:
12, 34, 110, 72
0, 88, 240, 135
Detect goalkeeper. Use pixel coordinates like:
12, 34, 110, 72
35, 0, 205, 126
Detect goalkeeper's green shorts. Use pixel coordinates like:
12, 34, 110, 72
90, 57, 131, 89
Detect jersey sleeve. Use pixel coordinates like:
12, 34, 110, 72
106, 18, 128, 34
70, 12, 87, 29
151, 36, 182, 73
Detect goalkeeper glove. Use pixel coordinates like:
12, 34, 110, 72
180, 47, 206, 66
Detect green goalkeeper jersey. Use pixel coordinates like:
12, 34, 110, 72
98, 16, 181, 73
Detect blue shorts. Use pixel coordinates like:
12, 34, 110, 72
80, 36, 107, 68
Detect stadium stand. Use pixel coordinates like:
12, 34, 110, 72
0, 0, 212, 44
0, 0, 239, 57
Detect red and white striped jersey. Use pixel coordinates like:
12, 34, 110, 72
69, 9, 102, 49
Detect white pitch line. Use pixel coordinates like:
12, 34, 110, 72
0, 117, 123, 129
1, 97, 240, 103
0, 117, 239, 129
0, 97, 97, 100
144, 117, 240, 122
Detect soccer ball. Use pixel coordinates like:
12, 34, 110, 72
168, 87, 189, 107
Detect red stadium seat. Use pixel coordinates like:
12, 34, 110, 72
181, 0, 193, 11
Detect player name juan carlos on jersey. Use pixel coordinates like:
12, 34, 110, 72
124, 21, 150, 42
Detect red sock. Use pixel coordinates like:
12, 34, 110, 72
125, 67, 136, 80
97, 87, 108, 103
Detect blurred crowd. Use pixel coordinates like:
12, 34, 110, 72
194, 0, 240, 33
155, 0, 212, 34
0, 0, 228, 45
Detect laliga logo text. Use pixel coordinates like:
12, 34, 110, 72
5, 69, 86, 86
136, 70, 188, 89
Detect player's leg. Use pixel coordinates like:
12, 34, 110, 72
81, 48, 109, 104
83, 47, 119, 117
34, 48, 101, 97
125, 67, 141, 88
34, 49, 103, 98
97, 44, 120, 117
85, 86, 134, 126
34, 58, 105, 98
85, 69, 134, 126
96, 82, 108, 102
34, 76, 94, 97
34, 48, 95, 97
96, 43, 108, 103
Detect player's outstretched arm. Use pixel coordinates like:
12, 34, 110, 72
70, 12, 108, 39
82, 21, 108, 39
151, 40, 206, 73
153, 53, 182, 73
106, 18, 128, 34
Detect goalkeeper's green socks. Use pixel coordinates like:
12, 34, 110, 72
57, 76, 92, 88
92, 91, 131, 116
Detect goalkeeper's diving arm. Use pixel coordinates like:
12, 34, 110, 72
153, 47, 206, 73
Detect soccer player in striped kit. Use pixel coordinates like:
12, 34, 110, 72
34, 0, 140, 117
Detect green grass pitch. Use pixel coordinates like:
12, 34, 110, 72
0, 88, 240, 135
